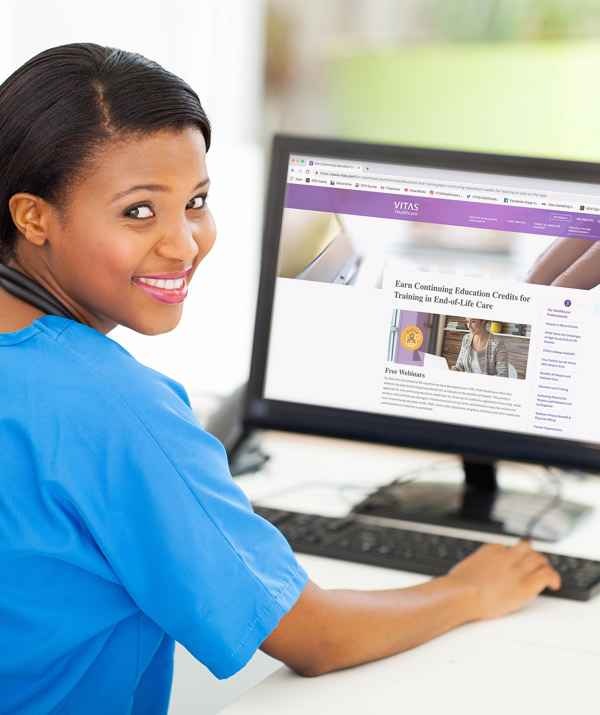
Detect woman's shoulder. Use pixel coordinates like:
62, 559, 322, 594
487, 332, 505, 348
28, 315, 191, 413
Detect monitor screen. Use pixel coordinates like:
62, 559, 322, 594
246, 136, 600, 539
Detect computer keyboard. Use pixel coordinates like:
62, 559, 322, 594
254, 505, 600, 601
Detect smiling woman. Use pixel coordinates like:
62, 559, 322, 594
8, 128, 216, 335
0, 45, 215, 336
0, 44, 308, 714
451, 317, 509, 376
0, 43, 561, 715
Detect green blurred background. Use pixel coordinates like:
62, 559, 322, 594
265, 0, 600, 161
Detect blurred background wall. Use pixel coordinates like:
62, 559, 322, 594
265, 0, 600, 158
2, 0, 600, 407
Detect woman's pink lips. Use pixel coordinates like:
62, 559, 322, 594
132, 270, 191, 305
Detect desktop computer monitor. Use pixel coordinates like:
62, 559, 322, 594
244, 135, 600, 542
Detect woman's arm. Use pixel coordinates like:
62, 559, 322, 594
451, 333, 470, 371
492, 336, 509, 377
260, 541, 559, 676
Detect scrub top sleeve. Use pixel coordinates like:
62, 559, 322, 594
62, 384, 308, 680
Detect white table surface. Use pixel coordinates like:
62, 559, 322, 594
217, 430, 600, 715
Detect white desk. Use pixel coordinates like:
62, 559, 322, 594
217, 431, 600, 715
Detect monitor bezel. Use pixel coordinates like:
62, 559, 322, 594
245, 134, 600, 473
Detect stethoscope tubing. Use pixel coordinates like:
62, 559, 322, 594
0, 263, 77, 321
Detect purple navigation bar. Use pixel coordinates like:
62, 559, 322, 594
285, 184, 600, 241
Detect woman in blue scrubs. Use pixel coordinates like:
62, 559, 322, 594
0, 43, 560, 715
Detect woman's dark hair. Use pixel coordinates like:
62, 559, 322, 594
0, 43, 211, 263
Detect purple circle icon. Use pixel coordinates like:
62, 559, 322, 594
564, 300, 572, 307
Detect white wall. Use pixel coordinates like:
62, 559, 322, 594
0, 0, 267, 400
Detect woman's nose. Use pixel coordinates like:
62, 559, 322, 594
156, 221, 200, 262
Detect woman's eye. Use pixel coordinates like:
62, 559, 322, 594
124, 205, 154, 219
187, 195, 207, 210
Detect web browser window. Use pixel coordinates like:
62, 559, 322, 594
264, 153, 600, 444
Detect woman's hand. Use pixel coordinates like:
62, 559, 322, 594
526, 237, 600, 289
261, 541, 560, 676
446, 540, 561, 620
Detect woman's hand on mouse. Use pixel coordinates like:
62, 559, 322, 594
446, 540, 561, 620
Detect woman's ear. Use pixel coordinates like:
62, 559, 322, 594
8, 193, 54, 247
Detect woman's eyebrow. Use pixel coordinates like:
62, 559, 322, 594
110, 178, 210, 203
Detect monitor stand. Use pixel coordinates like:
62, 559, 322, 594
352, 456, 592, 542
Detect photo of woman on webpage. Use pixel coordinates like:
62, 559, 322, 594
451, 318, 508, 377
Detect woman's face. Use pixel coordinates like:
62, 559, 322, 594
29, 127, 216, 335
466, 318, 485, 335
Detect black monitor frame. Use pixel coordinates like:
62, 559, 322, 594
243, 135, 600, 539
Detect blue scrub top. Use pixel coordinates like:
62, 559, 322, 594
0, 316, 308, 714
